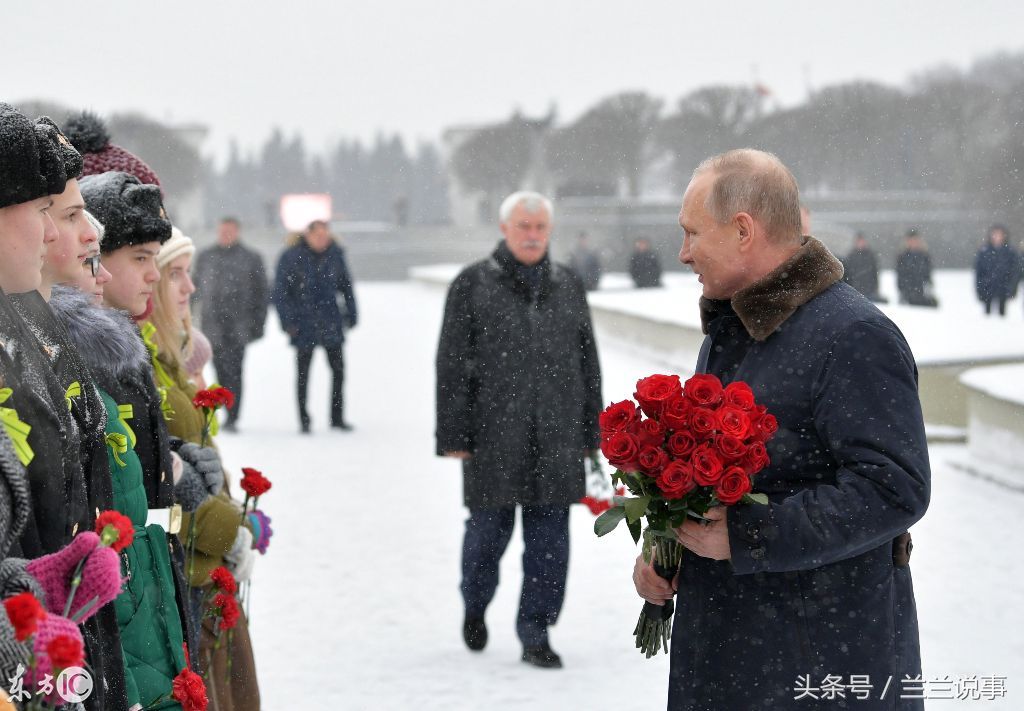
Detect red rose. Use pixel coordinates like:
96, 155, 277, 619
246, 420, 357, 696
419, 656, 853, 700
214, 592, 241, 631
656, 460, 696, 499
580, 496, 612, 515
723, 381, 756, 410
637, 445, 670, 477
95, 510, 135, 552
599, 400, 641, 435
690, 442, 724, 486
715, 434, 749, 461
600, 432, 641, 471
636, 418, 667, 448
742, 441, 771, 475
683, 373, 724, 407
715, 466, 753, 504
633, 374, 683, 418
46, 633, 84, 670
666, 430, 697, 459
752, 407, 779, 442
209, 566, 237, 595
716, 406, 751, 439
172, 668, 209, 711
689, 407, 717, 438
240, 468, 273, 498
3, 592, 45, 642
660, 395, 692, 430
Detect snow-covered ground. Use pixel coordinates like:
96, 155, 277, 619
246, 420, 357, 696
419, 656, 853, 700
215, 281, 1022, 710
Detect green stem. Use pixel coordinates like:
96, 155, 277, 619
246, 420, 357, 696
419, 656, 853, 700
62, 554, 89, 618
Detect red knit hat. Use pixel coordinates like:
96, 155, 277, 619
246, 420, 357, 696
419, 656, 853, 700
63, 111, 162, 189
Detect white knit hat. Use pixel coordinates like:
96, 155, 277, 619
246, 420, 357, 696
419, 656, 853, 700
157, 226, 196, 269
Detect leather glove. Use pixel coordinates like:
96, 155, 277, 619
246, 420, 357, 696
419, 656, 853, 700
223, 527, 255, 583
25, 532, 124, 623
174, 458, 209, 513
247, 510, 273, 554
177, 442, 223, 496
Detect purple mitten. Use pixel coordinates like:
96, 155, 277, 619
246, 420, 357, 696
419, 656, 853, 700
27, 613, 85, 703
247, 510, 273, 554
25, 532, 101, 614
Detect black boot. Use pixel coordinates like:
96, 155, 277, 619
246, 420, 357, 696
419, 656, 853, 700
462, 617, 487, 652
521, 642, 562, 669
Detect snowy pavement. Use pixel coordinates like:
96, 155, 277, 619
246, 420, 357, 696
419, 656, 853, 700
214, 282, 1021, 710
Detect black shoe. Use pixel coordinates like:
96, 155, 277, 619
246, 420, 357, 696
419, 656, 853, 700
521, 643, 562, 669
222, 421, 238, 433
331, 421, 354, 432
300, 422, 311, 434
462, 618, 487, 651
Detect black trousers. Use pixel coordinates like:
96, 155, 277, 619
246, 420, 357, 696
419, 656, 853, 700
210, 334, 246, 423
984, 297, 1007, 316
296, 343, 345, 426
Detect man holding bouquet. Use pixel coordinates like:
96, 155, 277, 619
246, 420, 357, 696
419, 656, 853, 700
436, 191, 602, 669
633, 149, 930, 710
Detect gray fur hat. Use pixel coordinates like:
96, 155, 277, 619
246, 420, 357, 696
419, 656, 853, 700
79, 171, 171, 253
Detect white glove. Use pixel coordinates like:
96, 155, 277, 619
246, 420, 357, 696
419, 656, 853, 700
224, 526, 255, 583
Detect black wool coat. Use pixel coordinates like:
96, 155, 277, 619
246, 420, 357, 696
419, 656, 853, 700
974, 243, 1020, 302
193, 242, 269, 347
668, 238, 930, 711
436, 242, 602, 509
272, 239, 357, 350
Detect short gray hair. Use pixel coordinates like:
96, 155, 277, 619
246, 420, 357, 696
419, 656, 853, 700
692, 149, 802, 243
499, 191, 554, 223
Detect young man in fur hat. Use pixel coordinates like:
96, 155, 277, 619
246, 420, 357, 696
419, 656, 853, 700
633, 149, 930, 711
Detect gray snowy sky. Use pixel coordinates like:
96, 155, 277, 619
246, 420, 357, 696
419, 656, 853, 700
3, 0, 1022, 163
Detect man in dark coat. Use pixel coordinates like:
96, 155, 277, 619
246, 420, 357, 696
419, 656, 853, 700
272, 220, 357, 433
568, 231, 602, 291
634, 149, 930, 710
973, 224, 1019, 316
842, 232, 887, 303
436, 191, 602, 669
629, 237, 663, 288
895, 229, 938, 307
192, 217, 268, 430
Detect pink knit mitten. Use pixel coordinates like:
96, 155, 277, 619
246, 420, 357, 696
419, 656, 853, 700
25, 532, 124, 621
26, 613, 85, 703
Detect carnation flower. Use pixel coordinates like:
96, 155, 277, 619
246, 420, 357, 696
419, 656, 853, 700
95, 510, 134, 552
46, 633, 84, 670
213, 592, 240, 631
209, 566, 237, 595
172, 668, 208, 711
240, 467, 272, 498
3, 592, 45, 641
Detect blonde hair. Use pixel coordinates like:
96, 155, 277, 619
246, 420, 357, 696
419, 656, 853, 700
693, 149, 802, 243
150, 255, 195, 373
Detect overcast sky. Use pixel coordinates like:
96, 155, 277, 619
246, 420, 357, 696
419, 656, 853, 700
4, 0, 1022, 163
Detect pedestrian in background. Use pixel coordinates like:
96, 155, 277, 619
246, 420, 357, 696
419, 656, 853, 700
628, 237, 663, 288
896, 229, 938, 307
842, 232, 887, 303
568, 231, 602, 291
974, 224, 1019, 316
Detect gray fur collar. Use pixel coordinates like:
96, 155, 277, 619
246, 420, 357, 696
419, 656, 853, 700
49, 286, 148, 380
700, 237, 845, 342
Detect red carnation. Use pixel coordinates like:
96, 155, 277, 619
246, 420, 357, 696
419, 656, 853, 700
240, 468, 272, 498
600, 431, 641, 472
723, 381, 756, 410
192, 386, 235, 411
752, 406, 779, 442
715, 434, 749, 462
209, 566, 237, 595
657, 460, 696, 499
683, 373, 724, 407
46, 633, 84, 670
3, 592, 45, 642
742, 441, 771, 475
715, 466, 753, 504
599, 400, 641, 435
636, 418, 667, 448
666, 430, 697, 459
637, 445, 670, 477
690, 442, 724, 486
634, 374, 682, 418
172, 668, 208, 711
213, 593, 240, 631
580, 496, 612, 515
95, 510, 134, 552
660, 395, 691, 430
716, 406, 752, 439
689, 407, 717, 438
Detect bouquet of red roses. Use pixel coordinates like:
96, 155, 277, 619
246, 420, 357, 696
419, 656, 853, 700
595, 373, 777, 657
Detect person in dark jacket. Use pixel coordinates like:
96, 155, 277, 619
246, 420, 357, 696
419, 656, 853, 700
272, 220, 357, 433
634, 150, 929, 711
568, 231, 602, 291
973, 224, 1019, 316
896, 229, 938, 307
628, 237, 662, 288
436, 191, 602, 669
192, 217, 268, 430
842, 232, 887, 303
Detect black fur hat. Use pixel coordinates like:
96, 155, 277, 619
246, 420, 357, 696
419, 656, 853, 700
79, 171, 171, 253
0, 103, 77, 208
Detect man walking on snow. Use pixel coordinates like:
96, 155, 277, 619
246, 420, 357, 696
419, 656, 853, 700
435, 191, 602, 669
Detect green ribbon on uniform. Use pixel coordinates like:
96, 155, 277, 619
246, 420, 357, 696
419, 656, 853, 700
105, 432, 128, 468
0, 388, 34, 466
65, 380, 82, 411
141, 322, 176, 390
117, 403, 137, 448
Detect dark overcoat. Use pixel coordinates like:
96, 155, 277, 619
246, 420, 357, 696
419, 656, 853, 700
272, 239, 357, 350
192, 242, 269, 347
974, 243, 1019, 302
668, 238, 930, 711
436, 242, 602, 509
